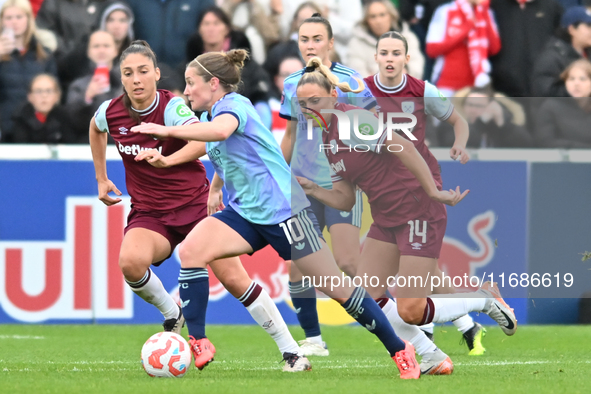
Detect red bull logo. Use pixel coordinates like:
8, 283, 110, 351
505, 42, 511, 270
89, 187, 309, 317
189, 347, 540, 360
439, 210, 496, 290
0, 197, 132, 322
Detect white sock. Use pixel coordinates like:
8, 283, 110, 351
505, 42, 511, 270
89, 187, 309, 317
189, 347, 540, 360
452, 314, 475, 334
419, 323, 434, 335
242, 283, 300, 355
127, 269, 178, 319
430, 294, 488, 324
306, 335, 324, 346
382, 299, 437, 356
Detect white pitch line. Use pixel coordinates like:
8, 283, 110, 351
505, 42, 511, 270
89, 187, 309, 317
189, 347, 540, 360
1, 359, 588, 373
0, 335, 45, 340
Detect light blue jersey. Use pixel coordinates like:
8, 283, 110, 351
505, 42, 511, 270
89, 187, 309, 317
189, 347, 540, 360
203, 93, 310, 225
280, 62, 377, 188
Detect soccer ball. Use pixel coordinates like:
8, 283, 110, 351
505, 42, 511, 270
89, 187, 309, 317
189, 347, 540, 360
141, 332, 192, 377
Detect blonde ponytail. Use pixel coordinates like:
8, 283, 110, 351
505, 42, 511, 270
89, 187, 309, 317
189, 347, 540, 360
297, 57, 364, 94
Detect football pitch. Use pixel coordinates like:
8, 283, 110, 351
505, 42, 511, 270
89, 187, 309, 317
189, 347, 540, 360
1, 324, 589, 394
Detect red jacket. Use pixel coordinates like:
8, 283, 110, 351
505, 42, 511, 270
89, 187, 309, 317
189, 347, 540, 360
426, 1, 501, 90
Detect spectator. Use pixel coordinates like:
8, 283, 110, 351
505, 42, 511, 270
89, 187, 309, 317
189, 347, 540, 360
125, 0, 214, 68
348, 0, 424, 78
56, 1, 134, 92
11, 73, 76, 143
268, 56, 304, 144
532, 6, 591, 97
66, 30, 122, 141
535, 59, 591, 148
186, 6, 272, 127
436, 86, 532, 147
426, 0, 501, 97
281, 0, 363, 61
489, 0, 563, 97
0, 0, 57, 141
220, 0, 282, 64
98, 1, 134, 58
263, 1, 319, 79
36, 0, 107, 57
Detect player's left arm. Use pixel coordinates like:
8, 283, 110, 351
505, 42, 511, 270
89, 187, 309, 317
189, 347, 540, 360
382, 133, 469, 206
445, 108, 470, 164
131, 114, 239, 142
297, 176, 356, 212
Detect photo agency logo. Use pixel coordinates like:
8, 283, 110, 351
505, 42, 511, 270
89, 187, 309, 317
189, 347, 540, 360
303, 107, 418, 153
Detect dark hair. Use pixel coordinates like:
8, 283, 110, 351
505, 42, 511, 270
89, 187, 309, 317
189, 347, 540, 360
29, 73, 61, 95
188, 49, 249, 92
300, 12, 333, 40
376, 31, 408, 54
120, 40, 158, 123
197, 6, 232, 31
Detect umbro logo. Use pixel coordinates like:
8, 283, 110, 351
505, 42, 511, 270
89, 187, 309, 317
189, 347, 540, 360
411, 242, 422, 250
262, 320, 274, 329
118, 127, 128, 134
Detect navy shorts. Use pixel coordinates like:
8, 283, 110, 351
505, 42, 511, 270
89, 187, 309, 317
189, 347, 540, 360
212, 206, 323, 260
308, 189, 363, 230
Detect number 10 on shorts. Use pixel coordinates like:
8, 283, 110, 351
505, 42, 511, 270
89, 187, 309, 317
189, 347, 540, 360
279, 218, 305, 244
408, 220, 427, 243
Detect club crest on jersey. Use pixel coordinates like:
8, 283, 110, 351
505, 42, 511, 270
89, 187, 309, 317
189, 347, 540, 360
401, 101, 414, 114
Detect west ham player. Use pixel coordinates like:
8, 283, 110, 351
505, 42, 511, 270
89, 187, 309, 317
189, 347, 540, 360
280, 13, 373, 356
132, 49, 422, 379
89, 40, 307, 372
366, 31, 486, 356
295, 58, 518, 372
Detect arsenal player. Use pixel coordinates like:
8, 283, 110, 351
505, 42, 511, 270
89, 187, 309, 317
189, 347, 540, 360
89, 40, 304, 372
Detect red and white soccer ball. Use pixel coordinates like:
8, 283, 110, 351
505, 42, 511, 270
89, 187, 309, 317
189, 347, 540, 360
141, 332, 192, 377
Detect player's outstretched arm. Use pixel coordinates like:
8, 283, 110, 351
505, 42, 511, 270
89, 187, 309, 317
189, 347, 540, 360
297, 176, 356, 212
130, 114, 239, 142
280, 119, 294, 164
89, 117, 122, 206
446, 109, 470, 164
134, 141, 206, 168
384, 133, 469, 206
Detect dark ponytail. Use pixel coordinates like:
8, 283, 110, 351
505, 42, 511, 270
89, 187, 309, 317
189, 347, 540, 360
300, 13, 334, 40
376, 31, 408, 55
120, 40, 158, 123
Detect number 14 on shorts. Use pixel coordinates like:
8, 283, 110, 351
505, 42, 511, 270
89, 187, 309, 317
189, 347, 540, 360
408, 220, 427, 244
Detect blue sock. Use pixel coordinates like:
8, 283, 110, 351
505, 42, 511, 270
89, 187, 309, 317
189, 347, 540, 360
289, 280, 321, 338
343, 287, 406, 356
178, 268, 209, 339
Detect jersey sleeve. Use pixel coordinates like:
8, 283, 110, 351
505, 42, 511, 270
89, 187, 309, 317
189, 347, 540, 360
279, 77, 297, 121
93, 99, 112, 133
164, 96, 199, 126
213, 98, 248, 134
424, 81, 454, 121
344, 72, 377, 110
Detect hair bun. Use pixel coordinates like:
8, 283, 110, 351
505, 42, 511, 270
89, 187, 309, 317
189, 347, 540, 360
226, 49, 249, 69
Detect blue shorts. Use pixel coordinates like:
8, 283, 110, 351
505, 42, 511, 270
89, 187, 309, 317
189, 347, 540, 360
308, 189, 363, 230
212, 206, 323, 260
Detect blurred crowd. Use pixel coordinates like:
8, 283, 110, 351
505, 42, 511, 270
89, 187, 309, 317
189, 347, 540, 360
0, 0, 590, 148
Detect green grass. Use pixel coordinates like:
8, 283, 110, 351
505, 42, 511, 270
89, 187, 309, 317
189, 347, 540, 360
0, 324, 589, 394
